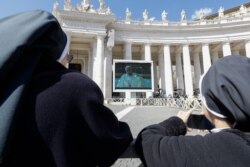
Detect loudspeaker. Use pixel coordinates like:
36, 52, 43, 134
107, 29, 115, 48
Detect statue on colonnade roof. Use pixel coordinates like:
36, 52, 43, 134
181, 9, 187, 21
240, 4, 247, 14
99, 0, 106, 10
106, 7, 112, 14
143, 9, 149, 21
161, 10, 168, 21
83, 0, 91, 10
125, 8, 132, 20
199, 9, 205, 20
89, 5, 96, 13
64, 0, 73, 10
53, 1, 59, 11
218, 6, 224, 17
77, 0, 91, 12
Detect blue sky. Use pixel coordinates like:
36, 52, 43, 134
1, 0, 250, 21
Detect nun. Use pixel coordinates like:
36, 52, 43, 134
0, 11, 132, 166
135, 55, 250, 167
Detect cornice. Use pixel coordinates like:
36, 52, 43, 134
56, 10, 114, 36
56, 9, 250, 33
110, 19, 250, 33
112, 20, 250, 45
113, 33, 250, 45
57, 9, 115, 24
54, 9, 250, 46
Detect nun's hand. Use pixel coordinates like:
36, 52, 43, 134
177, 109, 194, 124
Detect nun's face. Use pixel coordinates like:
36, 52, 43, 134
125, 66, 133, 75
58, 54, 68, 67
202, 103, 213, 123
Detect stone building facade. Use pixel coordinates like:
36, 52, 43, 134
53, 1, 250, 98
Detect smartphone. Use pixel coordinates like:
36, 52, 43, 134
187, 114, 214, 130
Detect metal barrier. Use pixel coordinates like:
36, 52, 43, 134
105, 97, 202, 110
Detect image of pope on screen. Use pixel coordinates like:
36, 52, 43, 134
116, 65, 144, 88
114, 61, 153, 91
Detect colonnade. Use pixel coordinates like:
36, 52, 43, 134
70, 36, 250, 99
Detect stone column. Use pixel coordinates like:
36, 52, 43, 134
103, 47, 113, 99
193, 52, 201, 89
88, 45, 95, 78
202, 43, 211, 72
144, 43, 153, 98
223, 42, 232, 56
144, 43, 151, 60
158, 52, 165, 90
175, 52, 184, 91
182, 44, 193, 97
232, 50, 240, 55
163, 44, 173, 96
84, 56, 88, 75
125, 42, 132, 60
153, 61, 158, 91
245, 40, 250, 57
92, 35, 104, 90
211, 51, 219, 64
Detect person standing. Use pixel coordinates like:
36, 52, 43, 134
135, 55, 250, 167
116, 65, 144, 88
0, 10, 132, 167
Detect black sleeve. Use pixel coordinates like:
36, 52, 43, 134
135, 116, 217, 167
74, 73, 133, 166
35, 72, 133, 167
135, 117, 189, 167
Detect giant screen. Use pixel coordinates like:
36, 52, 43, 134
113, 60, 154, 92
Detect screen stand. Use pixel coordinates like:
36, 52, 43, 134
125, 92, 137, 105
146, 92, 153, 98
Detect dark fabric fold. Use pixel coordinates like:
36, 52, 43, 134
0, 10, 67, 162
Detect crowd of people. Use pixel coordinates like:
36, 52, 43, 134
1, 10, 250, 167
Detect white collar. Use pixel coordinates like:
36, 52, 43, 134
57, 34, 70, 62
211, 127, 231, 133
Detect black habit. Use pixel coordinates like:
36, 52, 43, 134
0, 11, 132, 167
135, 55, 250, 167
135, 117, 250, 167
